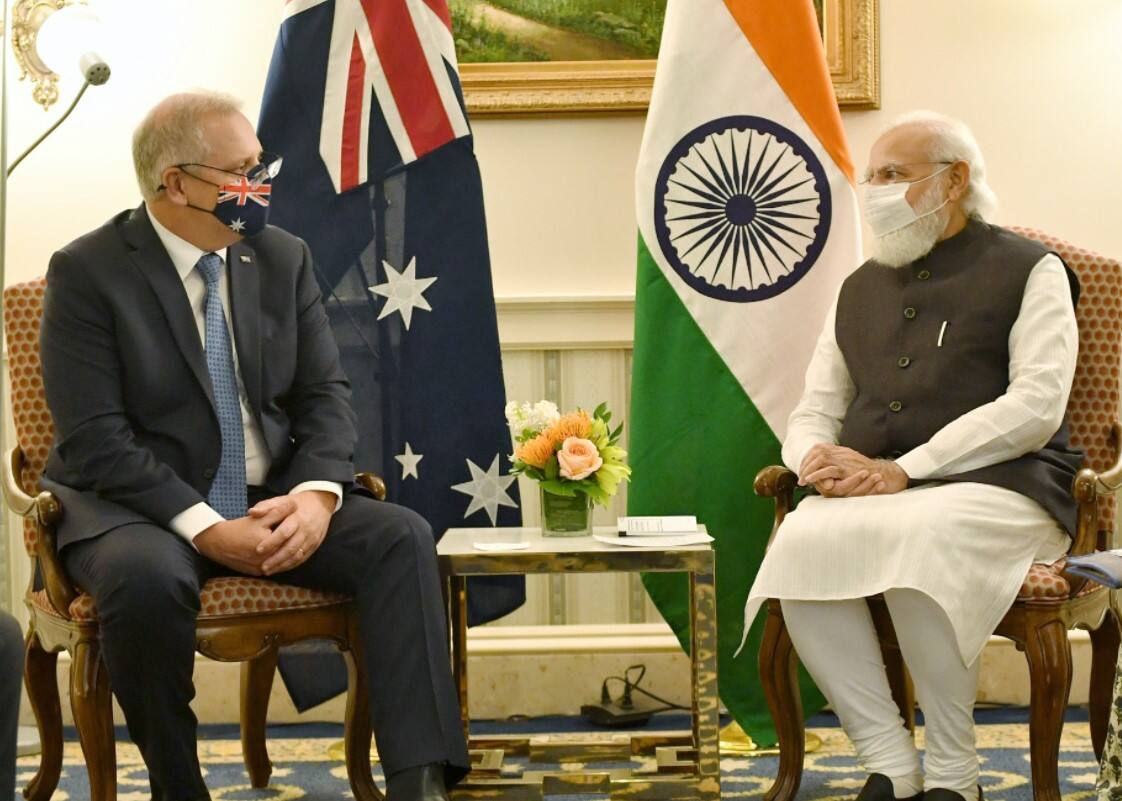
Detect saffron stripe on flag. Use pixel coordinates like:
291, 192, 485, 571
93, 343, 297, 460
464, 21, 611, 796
722, 0, 854, 181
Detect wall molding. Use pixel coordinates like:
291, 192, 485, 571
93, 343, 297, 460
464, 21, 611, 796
496, 295, 635, 350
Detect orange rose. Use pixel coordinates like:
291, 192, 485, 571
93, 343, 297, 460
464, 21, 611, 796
514, 434, 555, 469
557, 437, 603, 481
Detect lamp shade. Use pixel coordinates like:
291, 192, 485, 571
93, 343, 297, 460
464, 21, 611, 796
35, 4, 110, 83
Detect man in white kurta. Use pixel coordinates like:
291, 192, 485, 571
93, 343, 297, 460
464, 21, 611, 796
743, 112, 1079, 801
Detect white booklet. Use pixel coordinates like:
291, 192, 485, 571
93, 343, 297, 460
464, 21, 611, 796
616, 515, 699, 535
594, 532, 713, 548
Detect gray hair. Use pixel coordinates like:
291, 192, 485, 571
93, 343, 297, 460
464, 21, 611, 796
132, 91, 244, 201
881, 110, 998, 220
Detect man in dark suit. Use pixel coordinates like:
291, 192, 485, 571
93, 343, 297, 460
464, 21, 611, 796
39, 91, 467, 801
1, 612, 21, 799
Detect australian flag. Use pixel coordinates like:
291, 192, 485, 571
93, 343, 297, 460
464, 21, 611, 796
259, 0, 524, 710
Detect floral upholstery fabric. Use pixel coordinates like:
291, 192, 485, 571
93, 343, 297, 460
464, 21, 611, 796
3, 279, 51, 557
32, 577, 349, 622
1010, 228, 1122, 534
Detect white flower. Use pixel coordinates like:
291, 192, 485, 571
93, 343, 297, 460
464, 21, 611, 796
505, 399, 561, 439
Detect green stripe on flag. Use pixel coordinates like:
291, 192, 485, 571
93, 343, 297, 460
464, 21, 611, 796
629, 234, 825, 745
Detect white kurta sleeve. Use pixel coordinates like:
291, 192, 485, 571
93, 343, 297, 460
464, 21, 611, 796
894, 254, 1078, 480
781, 290, 856, 473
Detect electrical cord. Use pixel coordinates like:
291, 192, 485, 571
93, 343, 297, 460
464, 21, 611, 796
599, 664, 689, 713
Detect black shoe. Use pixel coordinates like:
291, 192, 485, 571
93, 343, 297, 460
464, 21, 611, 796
925, 788, 982, 801
857, 773, 924, 801
386, 763, 450, 801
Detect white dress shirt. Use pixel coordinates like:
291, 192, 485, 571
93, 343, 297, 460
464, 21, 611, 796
147, 208, 342, 545
782, 253, 1079, 480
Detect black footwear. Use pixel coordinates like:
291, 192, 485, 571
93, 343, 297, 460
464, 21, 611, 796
925, 788, 983, 801
857, 773, 924, 801
386, 763, 450, 801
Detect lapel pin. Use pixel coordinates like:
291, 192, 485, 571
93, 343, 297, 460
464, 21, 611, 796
239, 254, 252, 264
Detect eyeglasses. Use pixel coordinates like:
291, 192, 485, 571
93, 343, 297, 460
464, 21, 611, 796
159, 151, 283, 191
859, 160, 954, 185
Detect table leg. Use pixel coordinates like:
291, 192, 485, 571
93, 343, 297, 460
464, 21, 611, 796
450, 575, 470, 741
690, 561, 721, 800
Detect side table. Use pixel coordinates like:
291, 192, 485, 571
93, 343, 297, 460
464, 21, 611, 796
438, 526, 720, 800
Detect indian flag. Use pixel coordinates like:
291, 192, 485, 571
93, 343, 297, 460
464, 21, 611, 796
630, 0, 861, 742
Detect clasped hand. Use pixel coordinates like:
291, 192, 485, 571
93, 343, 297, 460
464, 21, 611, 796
194, 490, 336, 576
798, 444, 908, 498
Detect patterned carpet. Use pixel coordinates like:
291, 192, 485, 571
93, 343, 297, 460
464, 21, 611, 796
16, 711, 1104, 800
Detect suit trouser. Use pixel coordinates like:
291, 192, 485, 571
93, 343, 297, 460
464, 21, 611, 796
0, 612, 22, 800
782, 589, 982, 798
62, 493, 469, 801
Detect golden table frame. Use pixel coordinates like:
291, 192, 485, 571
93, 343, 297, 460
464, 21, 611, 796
438, 526, 720, 800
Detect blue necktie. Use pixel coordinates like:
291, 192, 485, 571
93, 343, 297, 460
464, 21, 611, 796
196, 253, 247, 519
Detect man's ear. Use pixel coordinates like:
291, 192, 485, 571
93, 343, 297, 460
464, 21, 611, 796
161, 167, 190, 206
947, 161, 971, 203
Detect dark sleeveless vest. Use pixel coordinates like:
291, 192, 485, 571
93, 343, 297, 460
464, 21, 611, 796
835, 219, 1083, 534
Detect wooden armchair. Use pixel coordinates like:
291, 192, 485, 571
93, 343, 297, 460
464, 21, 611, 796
2, 278, 386, 801
755, 230, 1122, 801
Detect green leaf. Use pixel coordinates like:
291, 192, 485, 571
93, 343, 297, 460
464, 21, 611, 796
609, 423, 624, 442
540, 479, 578, 497
593, 401, 608, 420
544, 455, 560, 480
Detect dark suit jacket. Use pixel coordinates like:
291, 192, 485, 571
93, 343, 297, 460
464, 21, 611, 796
40, 205, 359, 550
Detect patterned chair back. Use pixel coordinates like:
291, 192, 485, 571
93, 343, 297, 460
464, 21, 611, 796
1010, 228, 1122, 539
3, 278, 51, 557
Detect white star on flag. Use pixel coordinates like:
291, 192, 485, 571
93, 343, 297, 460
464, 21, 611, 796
369, 257, 437, 330
451, 455, 518, 525
395, 442, 423, 480
228, 218, 246, 232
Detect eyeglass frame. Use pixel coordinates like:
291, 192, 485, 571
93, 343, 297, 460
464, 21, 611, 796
157, 151, 283, 192
859, 160, 956, 186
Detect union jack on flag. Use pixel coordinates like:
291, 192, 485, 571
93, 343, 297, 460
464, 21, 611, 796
218, 177, 272, 206
282, 0, 470, 193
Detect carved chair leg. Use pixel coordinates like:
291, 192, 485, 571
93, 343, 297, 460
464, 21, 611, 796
1090, 608, 1121, 760
22, 631, 62, 801
1024, 617, 1072, 801
760, 600, 804, 801
240, 649, 278, 788
70, 640, 116, 801
344, 620, 382, 801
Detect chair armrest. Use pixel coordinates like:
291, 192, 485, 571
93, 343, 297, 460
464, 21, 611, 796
2, 447, 76, 617
754, 465, 797, 498
1094, 422, 1122, 497
355, 472, 387, 502
754, 465, 797, 547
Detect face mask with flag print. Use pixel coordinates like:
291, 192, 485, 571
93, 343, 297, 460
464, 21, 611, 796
862, 164, 952, 238
203, 174, 273, 237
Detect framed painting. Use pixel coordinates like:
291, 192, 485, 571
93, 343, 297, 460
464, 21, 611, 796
455, 0, 880, 115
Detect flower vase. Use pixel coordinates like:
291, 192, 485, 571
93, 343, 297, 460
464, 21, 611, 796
539, 487, 592, 537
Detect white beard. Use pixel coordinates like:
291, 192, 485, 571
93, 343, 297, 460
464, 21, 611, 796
872, 184, 951, 268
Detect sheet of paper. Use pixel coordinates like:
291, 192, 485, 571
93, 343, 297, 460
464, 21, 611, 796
594, 533, 713, 548
473, 541, 531, 552
616, 515, 698, 535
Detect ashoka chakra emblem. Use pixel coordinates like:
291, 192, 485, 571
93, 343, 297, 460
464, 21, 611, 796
654, 115, 831, 303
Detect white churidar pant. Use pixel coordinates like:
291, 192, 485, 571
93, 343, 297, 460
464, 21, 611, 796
744, 482, 1070, 797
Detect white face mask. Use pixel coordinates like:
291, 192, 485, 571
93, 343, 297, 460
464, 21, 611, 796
862, 164, 952, 238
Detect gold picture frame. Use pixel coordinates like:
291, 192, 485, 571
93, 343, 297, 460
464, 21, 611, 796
460, 0, 879, 115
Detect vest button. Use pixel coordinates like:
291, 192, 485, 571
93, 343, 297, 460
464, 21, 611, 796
897, 356, 911, 368
917, 270, 931, 280
903, 307, 917, 319
889, 400, 903, 412
890, 450, 905, 458
203, 467, 216, 480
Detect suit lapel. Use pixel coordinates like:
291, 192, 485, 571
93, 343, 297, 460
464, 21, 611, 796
123, 206, 217, 410
227, 240, 263, 418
